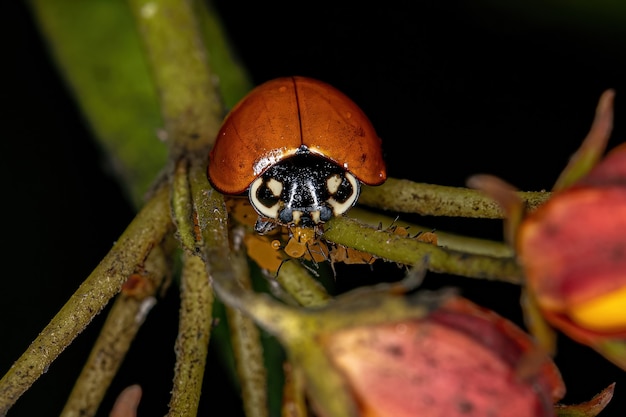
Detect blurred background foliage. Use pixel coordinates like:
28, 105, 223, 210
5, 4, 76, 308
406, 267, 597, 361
2, 0, 626, 416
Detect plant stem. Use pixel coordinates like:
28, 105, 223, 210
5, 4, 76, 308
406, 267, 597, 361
275, 261, 332, 308
167, 251, 214, 416
348, 206, 513, 257
60, 244, 171, 417
0, 185, 172, 415
324, 216, 523, 284
359, 178, 551, 218
227, 251, 268, 417
127, 0, 223, 156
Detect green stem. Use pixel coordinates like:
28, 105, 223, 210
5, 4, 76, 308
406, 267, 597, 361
323, 216, 523, 284
349, 206, 513, 257
275, 261, 332, 308
167, 251, 214, 416
171, 158, 199, 253
0, 186, 172, 415
127, 0, 223, 156
227, 251, 268, 417
359, 178, 551, 218
61, 244, 171, 417
188, 160, 300, 335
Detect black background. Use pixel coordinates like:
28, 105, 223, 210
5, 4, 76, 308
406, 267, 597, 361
3, 1, 626, 416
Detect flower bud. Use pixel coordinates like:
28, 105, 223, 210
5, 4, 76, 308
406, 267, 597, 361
323, 295, 564, 417
518, 143, 626, 346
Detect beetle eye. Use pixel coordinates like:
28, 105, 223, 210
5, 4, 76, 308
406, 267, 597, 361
327, 172, 360, 216
249, 177, 283, 219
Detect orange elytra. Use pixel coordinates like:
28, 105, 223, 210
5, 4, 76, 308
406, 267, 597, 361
208, 76, 386, 233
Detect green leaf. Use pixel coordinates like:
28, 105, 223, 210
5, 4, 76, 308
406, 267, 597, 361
29, 0, 166, 207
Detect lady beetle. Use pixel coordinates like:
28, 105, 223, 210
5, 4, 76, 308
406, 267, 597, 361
208, 76, 386, 233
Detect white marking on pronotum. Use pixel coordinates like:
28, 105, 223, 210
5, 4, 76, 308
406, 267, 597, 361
266, 178, 283, 197
250, 177, 281, 219
327, 172, 359, 216
326, 174, 342, 194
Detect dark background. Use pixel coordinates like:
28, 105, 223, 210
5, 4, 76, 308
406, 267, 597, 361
3, 1, 626, 416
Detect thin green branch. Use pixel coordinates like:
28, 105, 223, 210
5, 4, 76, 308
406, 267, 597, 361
166, 153, 216, 416
187, 159, 299, 333
275, 261, 332, 308
171, 158, 199, 252
127, 0, 223, 156
167, 251, 214, 416
188, 159, 315, 417
359, 178, 551, 218
165, 140, 215, 416
323, 216, 523, 284
349, 206, 513, 258
188, 160, 241, 300
227, 251, 268, 417
61, 244, 172, 417
0, 185, 172, 415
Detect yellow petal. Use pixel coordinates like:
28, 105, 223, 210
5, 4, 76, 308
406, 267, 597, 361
570, 286, 626, 331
